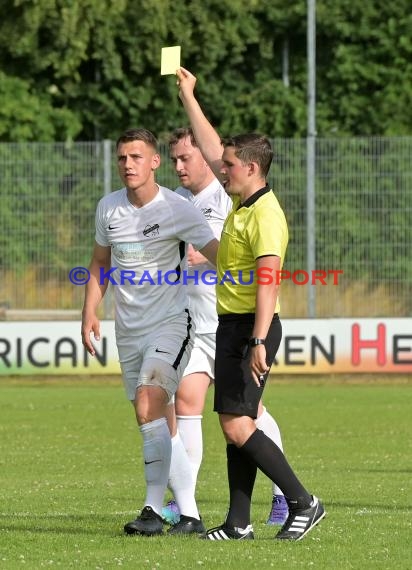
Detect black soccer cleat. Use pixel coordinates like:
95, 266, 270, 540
275, 495, 326, 541
167, 514, 205, 535
124, 506, 164, 536
202, 523, 254, 540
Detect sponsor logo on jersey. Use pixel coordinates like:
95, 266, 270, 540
143, 223, 160, 237
201, 207, 213, 220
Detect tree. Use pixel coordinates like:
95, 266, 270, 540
0, 0, 411, 140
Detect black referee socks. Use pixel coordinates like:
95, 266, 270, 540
240, 428, 312, 509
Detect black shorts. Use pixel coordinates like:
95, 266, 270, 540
214, 313, 282, 419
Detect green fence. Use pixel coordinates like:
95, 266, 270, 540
1, 137, 411, 318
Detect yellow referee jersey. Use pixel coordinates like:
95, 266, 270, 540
216, 188, 289, 315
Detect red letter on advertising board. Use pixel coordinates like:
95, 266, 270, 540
352, 323, 386, 366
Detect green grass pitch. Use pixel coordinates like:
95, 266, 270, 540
0, 376, 410, 569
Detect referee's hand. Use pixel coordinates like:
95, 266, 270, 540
250, 345, 270, 387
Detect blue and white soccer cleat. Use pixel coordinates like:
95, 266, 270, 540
266, 494, 289, 525
162, 499, 181, 525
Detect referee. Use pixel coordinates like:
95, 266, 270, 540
176, 67, 326, 542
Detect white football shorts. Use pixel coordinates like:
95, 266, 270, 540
182, 332, 216, 380
117, 310, 194, 401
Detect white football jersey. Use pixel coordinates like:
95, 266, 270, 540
175, 179, 232, 333
95, 185, 215, 337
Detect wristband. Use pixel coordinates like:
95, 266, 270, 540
249, 337, 265, 347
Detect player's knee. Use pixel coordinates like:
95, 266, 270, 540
220, 415, 255, 447
134, 385, 169, 425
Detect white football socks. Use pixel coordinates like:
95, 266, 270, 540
140, 417, 171, 516
177, 415, 203, 485
168, 432, 200, 519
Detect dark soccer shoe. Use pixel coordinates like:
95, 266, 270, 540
275, 496, 325, 541
124, 506, 164, 536
167, 515, 205, 535
202, 523, 254, 540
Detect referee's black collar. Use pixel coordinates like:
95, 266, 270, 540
237, 184, 270, 209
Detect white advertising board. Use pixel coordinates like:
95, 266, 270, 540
0, 319, 411, 375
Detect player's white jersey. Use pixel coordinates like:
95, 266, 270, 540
175, 179, 232, 333
95, 185, 215, 337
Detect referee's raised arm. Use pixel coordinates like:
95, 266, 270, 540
176, 67, 224, 183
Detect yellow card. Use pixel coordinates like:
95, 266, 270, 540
161, 46, 181, 75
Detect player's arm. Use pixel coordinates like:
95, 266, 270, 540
198, 238, 219, 267
176, 67, 224, 182
249, 255, 281, 386
81, 242, 111, 356
187, 244, 208, 266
